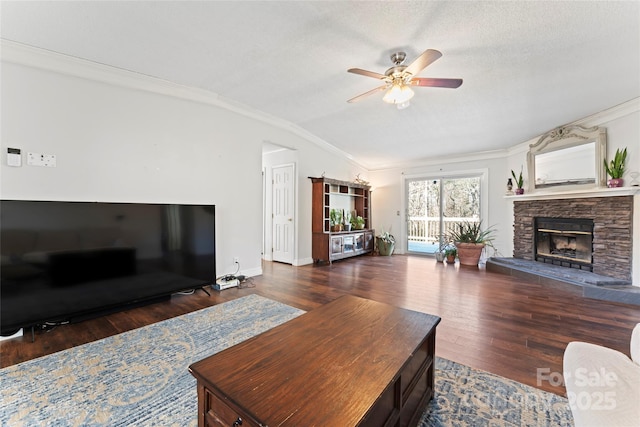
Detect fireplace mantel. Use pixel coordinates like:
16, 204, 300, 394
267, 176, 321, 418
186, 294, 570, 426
505, 186, 640, 201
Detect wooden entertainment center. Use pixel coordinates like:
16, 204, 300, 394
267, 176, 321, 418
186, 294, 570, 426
189, 295, 441, 427
309, 177, 374, 263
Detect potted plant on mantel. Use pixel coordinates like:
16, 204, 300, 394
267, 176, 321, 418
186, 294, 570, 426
511, 167, 525, 195
604, 147, 627, 188
449, 221, 496, 266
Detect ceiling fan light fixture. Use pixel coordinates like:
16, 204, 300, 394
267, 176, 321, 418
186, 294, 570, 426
396, 101, 411, 110
382, 83, 414, 105
347, 48, 462, 105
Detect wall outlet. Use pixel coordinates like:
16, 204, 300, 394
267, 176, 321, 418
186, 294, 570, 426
233, 257, 239, 264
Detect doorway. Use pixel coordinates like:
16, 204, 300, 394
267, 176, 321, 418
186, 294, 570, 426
405, 175, 482, 255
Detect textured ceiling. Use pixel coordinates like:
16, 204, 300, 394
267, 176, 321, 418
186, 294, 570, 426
2, 1, 639, 170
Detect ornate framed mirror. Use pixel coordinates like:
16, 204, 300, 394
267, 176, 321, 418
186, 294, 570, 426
527, 125, 607, 191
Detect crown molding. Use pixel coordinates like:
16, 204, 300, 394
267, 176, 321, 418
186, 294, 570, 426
507, 97, 640, 157
1, 39, 366, 170
372, 148, 508, 173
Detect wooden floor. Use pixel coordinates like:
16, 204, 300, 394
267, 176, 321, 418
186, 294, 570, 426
2, 255, 638, 396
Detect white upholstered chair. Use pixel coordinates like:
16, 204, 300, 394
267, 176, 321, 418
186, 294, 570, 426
563, 323, 640, 427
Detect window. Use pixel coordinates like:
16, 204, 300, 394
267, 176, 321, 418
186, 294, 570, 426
406, 175, 482, 255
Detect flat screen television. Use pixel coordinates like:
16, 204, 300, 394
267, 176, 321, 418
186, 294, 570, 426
1, 200, 216, 336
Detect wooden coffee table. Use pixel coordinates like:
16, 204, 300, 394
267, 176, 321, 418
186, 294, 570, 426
189, 295, 441, 427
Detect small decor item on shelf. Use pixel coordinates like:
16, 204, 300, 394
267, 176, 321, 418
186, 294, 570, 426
330, 209, 343, 232
354, 173, 370, 186
376, 230, 395, 256
351, 215, 366, 230
511, 167, 525, 195
506, 178, 514, 195
604, 147, 627, 188
343, 210, 352, 231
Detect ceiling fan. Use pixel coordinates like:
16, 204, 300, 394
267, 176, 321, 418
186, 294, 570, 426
347, 49, 462, 109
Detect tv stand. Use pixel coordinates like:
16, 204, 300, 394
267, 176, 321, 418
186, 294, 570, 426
309, 177, 374, 263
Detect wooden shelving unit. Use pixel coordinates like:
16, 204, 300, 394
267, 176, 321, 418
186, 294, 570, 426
309, 177, 374, 263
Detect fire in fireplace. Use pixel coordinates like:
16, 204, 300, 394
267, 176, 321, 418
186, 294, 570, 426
534, 217, 594, 271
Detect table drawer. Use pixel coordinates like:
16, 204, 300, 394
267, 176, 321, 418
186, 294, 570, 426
400, 335, 431, 401
205, 389, 260, 427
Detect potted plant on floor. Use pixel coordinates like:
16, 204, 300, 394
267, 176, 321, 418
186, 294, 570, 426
449, 221, 496, 266
376, 230, 395, 256
444, 246, 457, 263
604, 147, 627, 188
330, 209, 343, 232
511, 167, 525, 195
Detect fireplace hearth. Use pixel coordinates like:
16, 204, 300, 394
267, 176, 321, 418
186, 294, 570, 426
534, 217, 593, 271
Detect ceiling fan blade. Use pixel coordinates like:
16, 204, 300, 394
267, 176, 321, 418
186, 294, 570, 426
404, 49, 442, 77
347, 85, 387, 103
347, 68, 387, 80
409, 77, 463, 88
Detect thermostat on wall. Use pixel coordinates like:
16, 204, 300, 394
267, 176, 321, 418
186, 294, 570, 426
7, 148, 21, 167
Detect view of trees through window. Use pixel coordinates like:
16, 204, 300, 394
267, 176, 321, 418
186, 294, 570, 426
407, 176, 481, 253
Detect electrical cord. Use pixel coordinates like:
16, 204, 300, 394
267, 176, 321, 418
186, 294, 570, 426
215, 260, 243, 283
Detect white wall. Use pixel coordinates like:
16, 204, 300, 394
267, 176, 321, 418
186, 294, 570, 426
369, 153, 511, 258
0, 42, 364, 278
369, 99, 639, 268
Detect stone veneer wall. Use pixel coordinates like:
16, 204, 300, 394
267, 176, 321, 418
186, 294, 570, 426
513, 196, 633, 281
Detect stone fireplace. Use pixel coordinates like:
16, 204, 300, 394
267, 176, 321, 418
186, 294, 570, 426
513, 195, 633, 282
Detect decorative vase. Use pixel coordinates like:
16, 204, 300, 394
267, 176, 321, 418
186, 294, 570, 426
446, 255, 456, 263
435, 252, 445, 263
344, 224, 352, 232
515, 188, 525, 195
455, 242, 485, 266
331, 224, 343, 232
607, 178, 624, 188
376, 238, 395, 256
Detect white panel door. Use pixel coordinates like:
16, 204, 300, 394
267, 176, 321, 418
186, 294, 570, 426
272, 164, 295, 264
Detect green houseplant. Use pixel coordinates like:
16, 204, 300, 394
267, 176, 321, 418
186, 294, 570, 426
604, 147, 627, 187
329, 209, 343, 232
376, 230, 395, 256
444, 246, 457, 263
511, 167, 525, 194
343, 210, 352, 231
350, 215, 365, 230
448, 221, 495, 266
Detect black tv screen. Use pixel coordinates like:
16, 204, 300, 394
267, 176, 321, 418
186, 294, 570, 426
1, 200, 216, 335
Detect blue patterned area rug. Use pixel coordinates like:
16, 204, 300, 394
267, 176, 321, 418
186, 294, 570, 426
0, 295, 572, 426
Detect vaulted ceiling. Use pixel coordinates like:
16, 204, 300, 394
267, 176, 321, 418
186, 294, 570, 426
2, 1, 639, 170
